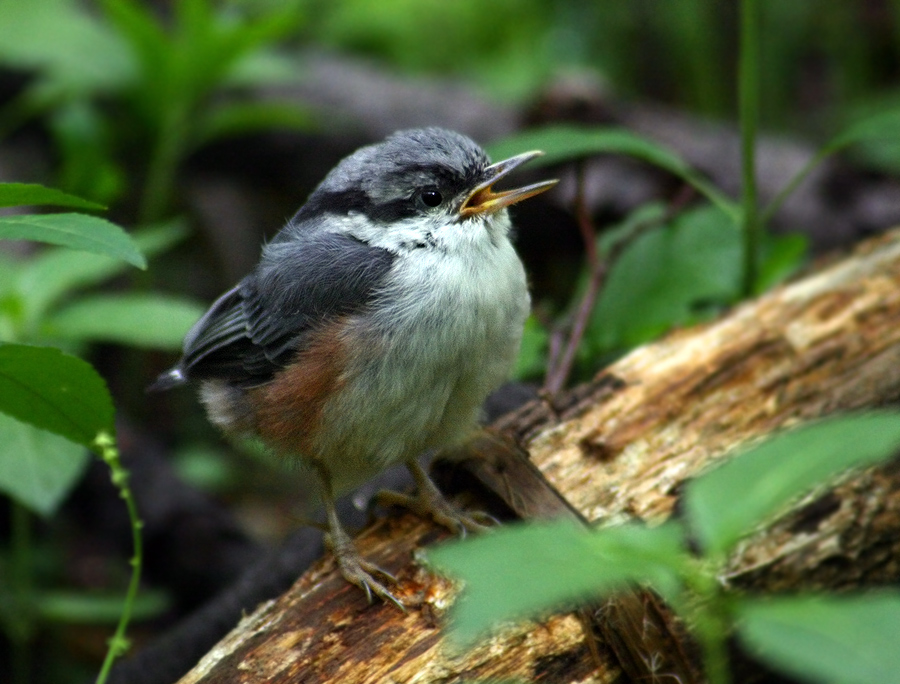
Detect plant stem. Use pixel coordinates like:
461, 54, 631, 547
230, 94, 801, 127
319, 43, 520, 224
739, 0, 761, 296
760, 146, 830, 226
680, 555, 733, 684
93, 432, 144, 684
545, 162, 601, 395
696, 612, 732, 684
138, 108, 189, 224
10, 501, 34, 684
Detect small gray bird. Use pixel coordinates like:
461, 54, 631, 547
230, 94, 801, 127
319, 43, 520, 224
151, 127, 557, 605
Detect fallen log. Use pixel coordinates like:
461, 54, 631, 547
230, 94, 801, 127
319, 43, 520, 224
178, 228, 900, 684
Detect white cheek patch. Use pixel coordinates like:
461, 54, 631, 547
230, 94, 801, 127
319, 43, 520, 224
341, 209, 509, 256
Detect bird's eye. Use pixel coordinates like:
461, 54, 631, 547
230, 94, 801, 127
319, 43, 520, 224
420, 188, 443, 207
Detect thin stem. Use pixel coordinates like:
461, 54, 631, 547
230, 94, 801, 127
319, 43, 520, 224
543, 170, 685, 395
573, 161, 600, 273
544, 162, 601, 395
760, 147, 831, 226
10, 502, 34, 684
679, 555, 733, 684
138, 108, 190, 224
739, 0, 761, 296
94, 432, 144, 684
696, 614, 732, 684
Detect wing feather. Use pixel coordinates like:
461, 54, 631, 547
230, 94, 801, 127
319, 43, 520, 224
158, 230, 395, 389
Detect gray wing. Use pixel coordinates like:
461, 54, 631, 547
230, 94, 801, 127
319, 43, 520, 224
151, 231, 395, 390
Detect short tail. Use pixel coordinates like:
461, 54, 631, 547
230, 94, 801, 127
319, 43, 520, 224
146, 368, 187, 393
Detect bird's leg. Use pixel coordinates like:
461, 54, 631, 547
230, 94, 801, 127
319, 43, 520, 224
313, 463, 405, 610
376, 459, 498, 537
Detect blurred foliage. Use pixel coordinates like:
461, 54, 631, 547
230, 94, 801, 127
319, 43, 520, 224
3, 0, 900, 221
295, 0, 900, 131
0, 0, 314, 220
299, 0, 555, 98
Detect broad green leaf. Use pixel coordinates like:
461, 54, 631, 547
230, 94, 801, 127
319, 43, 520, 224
18, 220, 189, 322
596, 201, 668, 257
487, 126, 738, 220
756, 231, 808, 291
428, 520, 686, 644
0, 183, 104, 211
684, 411, 900, 556
0, 343, 114, 449
584, 206, 808, 358
46, 294, 205, 350
0, 213, 145, 269
0, 412, 89, 517
737, 592, 900, 684
0, 256, 23, 341
587, 205, 741, 354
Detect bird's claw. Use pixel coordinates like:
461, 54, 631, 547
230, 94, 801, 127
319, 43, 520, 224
376, 486, 499, 538
325, 533, 406, 611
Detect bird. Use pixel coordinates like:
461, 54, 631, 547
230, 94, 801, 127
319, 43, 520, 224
150, 127, 557, 606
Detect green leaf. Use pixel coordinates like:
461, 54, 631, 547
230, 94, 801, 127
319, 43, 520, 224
46, 294, 205, 350
18, 220, 189, 322
587, 205, 741, 354
684, 411, 900, 556
97, 0, 168, 85
0, 412, 90, 517
737, 592, 900, 684
0, 343, 114, 449
0, 0, 135, 97
827, 109, 900, 154
428, 520, 686, 644
584, 206, 807, 359
763, 108, 900, 223
756, 231, 809, 291
0, 213, 145, 269
0, 183, 104, 211
487, 126, 739, 220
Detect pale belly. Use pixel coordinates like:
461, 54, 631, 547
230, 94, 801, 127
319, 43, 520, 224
311, 240, 529, 492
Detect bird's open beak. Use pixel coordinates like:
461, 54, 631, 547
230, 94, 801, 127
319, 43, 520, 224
459, 150, 558, 218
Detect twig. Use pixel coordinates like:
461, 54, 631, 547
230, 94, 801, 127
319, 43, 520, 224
544, 161, 602, 395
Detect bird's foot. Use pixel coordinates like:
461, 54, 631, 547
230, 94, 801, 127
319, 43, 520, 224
377, 460, 499, 537
325, 531, 406, 611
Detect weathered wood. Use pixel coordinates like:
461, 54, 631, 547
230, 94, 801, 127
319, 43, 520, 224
178, 229, 900, 684
178, 512, 606, 684
456, 432, 702, 684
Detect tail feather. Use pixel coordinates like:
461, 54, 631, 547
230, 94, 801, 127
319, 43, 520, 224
147, 368, 187, 393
